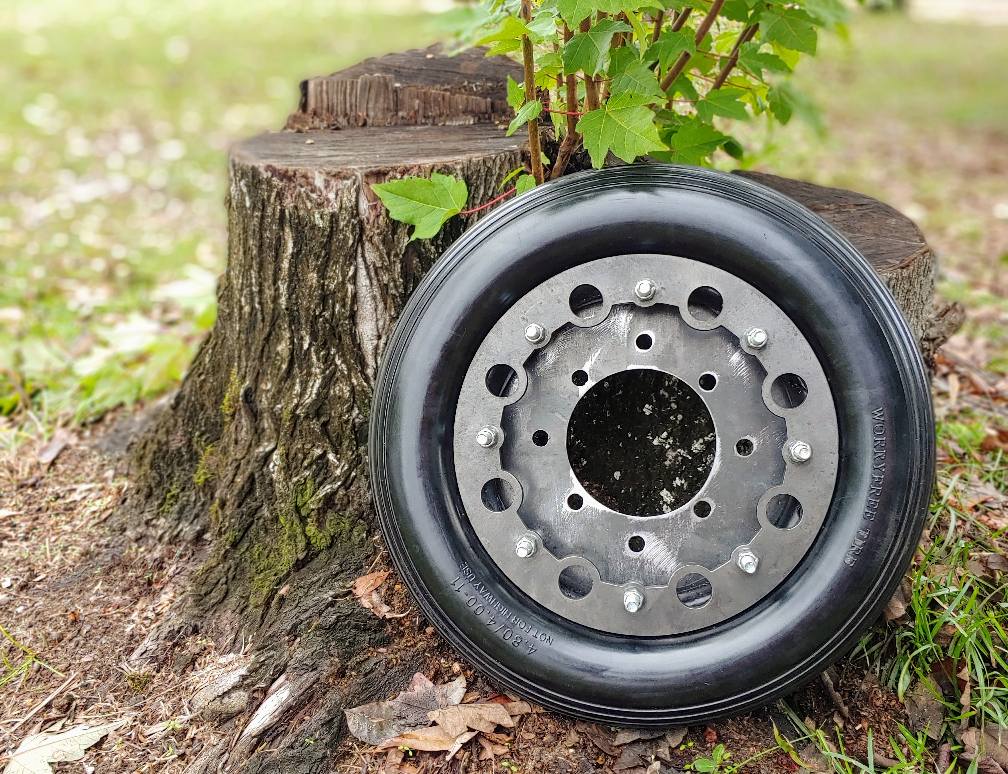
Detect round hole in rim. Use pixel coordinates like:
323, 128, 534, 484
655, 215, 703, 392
676, 573, 712, 608
567, 368, 716, 516
486, 364, 518, 398
635, 333, 653, 350
481, 478, 516, 512
698, 372, 717, 391
735, 438, 754, 456
572, 369, 589, 387
569, 284, 604, 320
558, 565, 593, 599
693, 500, 713, 518
687, 286, 723, 321
770, 373, 808, 408
628, 535, 645, 553
767, 493, 803, 528
532, 430, 549, 447
567, 492, 584, 510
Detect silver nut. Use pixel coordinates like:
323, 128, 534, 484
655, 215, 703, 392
788, 440, 813, 463
475, 426, 499, 448
737, 549, 759, 575
745, 327, 769, 349
634, 279, 657, 302
623, 588, 645, 613
515, 534, 537, 558
524, 323, 546, 345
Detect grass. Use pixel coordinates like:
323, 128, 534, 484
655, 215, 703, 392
0, 0, 438, 447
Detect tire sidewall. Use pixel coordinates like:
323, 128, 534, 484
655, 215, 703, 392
370, 165, 933, 724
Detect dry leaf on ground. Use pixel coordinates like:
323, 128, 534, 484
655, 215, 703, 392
904, 677, 944, 740
353, 571, 389, 597
961, 725, 1008, 768
428, 702, 514, 736
352, 570, 404, 619
36, 429, 72, 468
4, 720, 126, 774
344, 673, 467, 746
375, 725, 479, 760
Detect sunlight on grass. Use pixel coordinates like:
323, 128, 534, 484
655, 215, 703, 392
0, 0, 437, 446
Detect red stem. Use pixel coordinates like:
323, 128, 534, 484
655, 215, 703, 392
460, 187, 517, 216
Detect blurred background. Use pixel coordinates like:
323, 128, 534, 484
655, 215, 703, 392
1, 0, 1005, 448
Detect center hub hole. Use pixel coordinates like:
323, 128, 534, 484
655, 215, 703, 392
566, 368, 716, 516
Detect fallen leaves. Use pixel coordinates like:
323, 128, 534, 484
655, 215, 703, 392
346, 673, 537, 770
344, 672, 467, 746
36, 429, 72, 468
351, 570, 404, 619
4, 720, 126, 774
427, 702, 514, 737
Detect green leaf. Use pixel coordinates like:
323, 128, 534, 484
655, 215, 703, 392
562, 18, 631, 75
767, 84, 793, 123
722, 136, 744, 159
477, 14, 530, 56
534, 50, 564, 89
664, 118, 726, 164
803, 0, 847, 26
528, 7, 559, 38
371, 173, 468, 241
664, 71, 699, 101
498, 166, 527, 190
738, 44, 791, 76
696, 87, 749, 121
760, 7, 817, 54
557, 0, 597, 28
576, 93, 665, 167
647, 27, 695, 71
507, 99, 543, 136
692, 759, 716, 773
608, 47, 665, 101
506, 75, 525, 111
720, 0, 754, 22
515, 174, 537, 195
768, 82, 823, 130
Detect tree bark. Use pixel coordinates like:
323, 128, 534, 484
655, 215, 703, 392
123, 47, 956, 774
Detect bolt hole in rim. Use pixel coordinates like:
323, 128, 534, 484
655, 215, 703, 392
454, 254, 839, 636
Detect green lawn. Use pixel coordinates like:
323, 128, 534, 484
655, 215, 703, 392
0, 0, 437, 446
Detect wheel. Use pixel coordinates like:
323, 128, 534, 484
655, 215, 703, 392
369, 164, 933, 725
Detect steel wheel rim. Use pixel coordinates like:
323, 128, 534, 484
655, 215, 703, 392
453, 253, 839, 636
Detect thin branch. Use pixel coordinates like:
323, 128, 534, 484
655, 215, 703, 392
552, 23, 581, 180
520, 0, 544, 184
651, 10, 665, 43
670, 6, 693, 31
711, 23, 758, 90
578, 18, 601, 111
460, 187, 517, 216
659, 0, 725, 96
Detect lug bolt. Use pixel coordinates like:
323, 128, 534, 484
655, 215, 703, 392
515, 534, 537, 558
475, 426, 499, 449
788, 440, 813, 463
524, 323, 546, 345
737, 549, 759, 575
634, 278, 657, 302
623, 587, 645, 613
745, 327, 769, 349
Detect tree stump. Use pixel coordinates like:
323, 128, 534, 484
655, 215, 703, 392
125, 46, 954, 774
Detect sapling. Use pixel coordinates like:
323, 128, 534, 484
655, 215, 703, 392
373, 0, 845, 239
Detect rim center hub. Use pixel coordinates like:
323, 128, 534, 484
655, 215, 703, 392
567, 367, 715, 516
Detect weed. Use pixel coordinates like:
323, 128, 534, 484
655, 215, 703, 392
0, 623, 62, 688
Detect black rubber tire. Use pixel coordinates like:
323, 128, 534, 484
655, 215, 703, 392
369, 164, 933, 725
